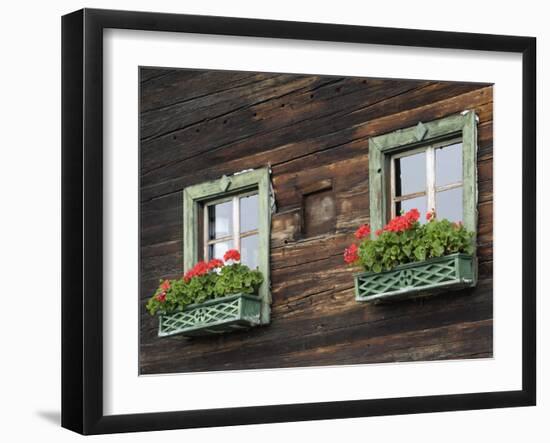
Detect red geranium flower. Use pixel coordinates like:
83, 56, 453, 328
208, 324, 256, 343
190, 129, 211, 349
375, 228, 383, 236
183, 260, 210, 282
198, 261, 210, 273
426, 209, 436, 221
344, 244, 359, 264
405, 208, 420, 223
160, 280, 170, 291
382, 208, 420, 233
384, 215, 408, 232
207, 258, 224, 270
354, 224, 371, 239
156, 292, 166, 302
223, 249, 241, 262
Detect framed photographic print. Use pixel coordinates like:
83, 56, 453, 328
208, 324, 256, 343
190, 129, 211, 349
61, 8, 536, 435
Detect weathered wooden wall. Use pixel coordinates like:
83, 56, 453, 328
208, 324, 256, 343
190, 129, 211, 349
139, 68, 493, 374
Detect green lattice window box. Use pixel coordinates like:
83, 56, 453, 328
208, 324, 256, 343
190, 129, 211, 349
354, 253, 476, 303
158, 293, 261, 337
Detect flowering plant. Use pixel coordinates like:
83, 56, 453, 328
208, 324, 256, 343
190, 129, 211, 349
146, 249, 263, 315
344, 209, 475, 273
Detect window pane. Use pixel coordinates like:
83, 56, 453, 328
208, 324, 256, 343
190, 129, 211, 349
436, 142, 462, 187
241, 234, 259, 269
208, 240, 233, 261
436, 187, 463, 222
395, 151, 426, 196
208, 200, 233, 240
240, 194, 259, 233
396, 195, 427, 224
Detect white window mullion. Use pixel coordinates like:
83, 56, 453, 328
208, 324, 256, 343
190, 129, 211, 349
390, 156, 396, 218
204, 205, 210, 260
426, 146, 436, 213
233, 196, 240, 253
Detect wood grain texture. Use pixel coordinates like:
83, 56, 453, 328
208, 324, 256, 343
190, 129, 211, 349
139, 68, 493, 374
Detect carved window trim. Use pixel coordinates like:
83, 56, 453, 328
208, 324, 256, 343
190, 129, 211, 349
202, 191, 259, 267
369, 111, 478, 244
182, 168, 274, 324
388, 136, 463, 218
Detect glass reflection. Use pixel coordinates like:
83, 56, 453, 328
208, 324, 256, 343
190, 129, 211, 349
395, 151, 426, 196
241, 235, 259, 269
240, 194, 259, 233
436, 142, 462, 187
436, 187, 463, 222
208, 200, 233, 240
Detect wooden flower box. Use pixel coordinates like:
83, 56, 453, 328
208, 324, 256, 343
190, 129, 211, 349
354, 253, 476, 303
158, 293, 261, 337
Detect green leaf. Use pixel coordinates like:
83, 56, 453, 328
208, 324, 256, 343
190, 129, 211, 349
145, 262, 265, 316
353, 216, 475, 273
414, 246, 426, 262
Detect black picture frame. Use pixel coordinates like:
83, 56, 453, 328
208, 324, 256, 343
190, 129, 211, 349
61, 8, 536, 435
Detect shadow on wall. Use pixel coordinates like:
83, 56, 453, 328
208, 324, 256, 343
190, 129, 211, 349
35, 410, 60, 426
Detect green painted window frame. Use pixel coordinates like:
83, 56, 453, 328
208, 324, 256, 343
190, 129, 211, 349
369, 111, 478, 244
183, 168, 273, 324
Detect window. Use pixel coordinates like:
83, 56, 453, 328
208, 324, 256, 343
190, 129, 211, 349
369, 111, 478, 242
390, 139, 463, 223
183, 168, 273, 324
204, 192, 260, 269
